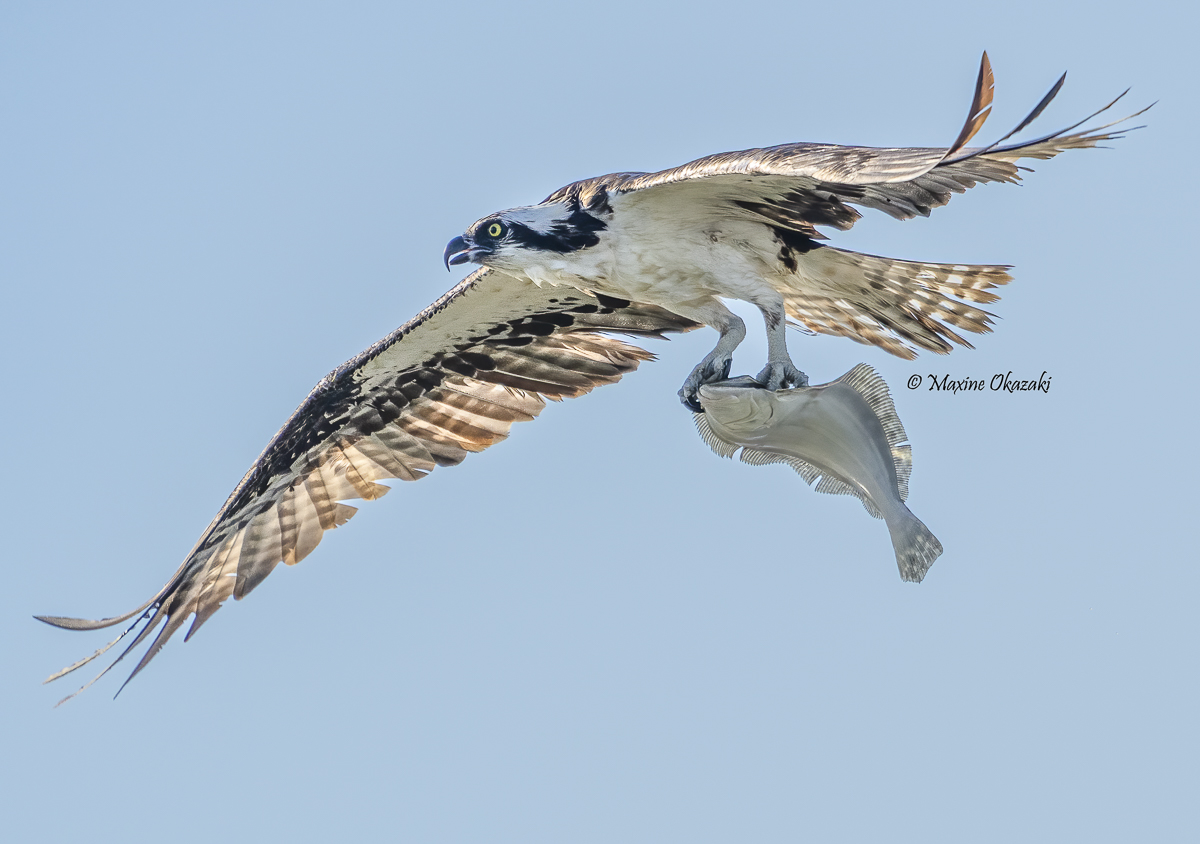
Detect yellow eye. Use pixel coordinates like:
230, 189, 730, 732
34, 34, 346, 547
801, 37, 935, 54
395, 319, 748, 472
487, 222, 503, 238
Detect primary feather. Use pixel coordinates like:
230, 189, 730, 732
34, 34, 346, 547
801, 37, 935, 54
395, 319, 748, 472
38, 271, 697, 702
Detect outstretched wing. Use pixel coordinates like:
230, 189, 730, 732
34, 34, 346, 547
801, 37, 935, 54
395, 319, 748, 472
548, 52, 1148, 232
37, 268, 699, 702
540, 54, 1145, 363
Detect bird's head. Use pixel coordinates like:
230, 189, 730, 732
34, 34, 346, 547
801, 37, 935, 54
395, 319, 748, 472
443, 197, 609, 272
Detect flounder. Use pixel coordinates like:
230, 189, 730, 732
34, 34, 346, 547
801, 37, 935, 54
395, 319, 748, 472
695, 364, 942, 582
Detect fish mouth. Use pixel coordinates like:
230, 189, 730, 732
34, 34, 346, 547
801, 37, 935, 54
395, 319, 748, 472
443, 235, 474, 269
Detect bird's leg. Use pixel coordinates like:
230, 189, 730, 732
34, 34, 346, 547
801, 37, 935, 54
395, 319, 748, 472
754, 297, 808, 391
678, 310, 746, 412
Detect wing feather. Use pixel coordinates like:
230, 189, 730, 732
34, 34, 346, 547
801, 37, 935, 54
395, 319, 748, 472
940, 51, 996, 160
38, 268, 698, 698
549, 53, 1146, 226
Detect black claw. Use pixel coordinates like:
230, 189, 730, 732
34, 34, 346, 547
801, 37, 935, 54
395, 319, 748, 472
680, 391, 704, 413
681, 355, 733, 413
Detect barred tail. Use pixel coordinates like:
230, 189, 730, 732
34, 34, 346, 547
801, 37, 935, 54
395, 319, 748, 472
782, 245, 1012, 359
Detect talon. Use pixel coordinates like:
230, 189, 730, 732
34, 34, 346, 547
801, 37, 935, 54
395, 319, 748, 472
756, 360, 808, 391
679, 353, 734, 411
679, 390, 705, 413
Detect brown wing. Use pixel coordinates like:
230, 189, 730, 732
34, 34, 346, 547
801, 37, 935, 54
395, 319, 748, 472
37, 268, 699, 702
547, 53, 1148, 230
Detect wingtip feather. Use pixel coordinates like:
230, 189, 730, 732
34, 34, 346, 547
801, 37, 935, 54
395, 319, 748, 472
35, 610, 143, 632
945, 51, 996, 159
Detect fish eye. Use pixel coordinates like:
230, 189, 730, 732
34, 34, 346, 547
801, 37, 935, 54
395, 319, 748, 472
487, 222, 504, 238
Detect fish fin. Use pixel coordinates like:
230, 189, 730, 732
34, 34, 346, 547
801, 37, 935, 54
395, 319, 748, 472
836, 364, 913, 501
740, 447, 884, 520
692, 412, 739, 458
888, 507, 944, 583
739, 446, 788, 467
814, 473, 883, 519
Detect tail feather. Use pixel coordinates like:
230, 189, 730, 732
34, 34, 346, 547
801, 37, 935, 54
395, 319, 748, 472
782, 245, 1011, 359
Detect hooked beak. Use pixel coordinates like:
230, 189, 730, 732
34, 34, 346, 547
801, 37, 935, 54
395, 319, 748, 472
443, 235, 472, 270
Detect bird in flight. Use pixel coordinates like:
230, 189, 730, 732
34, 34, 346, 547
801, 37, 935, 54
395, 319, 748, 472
38, 54, 1144, 702
445, 53, 1143, 410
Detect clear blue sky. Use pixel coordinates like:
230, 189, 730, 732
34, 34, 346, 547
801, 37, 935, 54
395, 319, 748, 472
4, 2, 1195, 841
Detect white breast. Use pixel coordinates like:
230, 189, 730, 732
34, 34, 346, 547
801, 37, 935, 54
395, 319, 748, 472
610, 193, 786, 308
521, 193, 787, 317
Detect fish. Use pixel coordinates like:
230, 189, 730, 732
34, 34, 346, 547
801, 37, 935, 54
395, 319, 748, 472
694, 364, 942, 582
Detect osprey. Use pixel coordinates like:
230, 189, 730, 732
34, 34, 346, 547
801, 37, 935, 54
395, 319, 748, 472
445, 54, 1144, 409
38, 54, 1143, 701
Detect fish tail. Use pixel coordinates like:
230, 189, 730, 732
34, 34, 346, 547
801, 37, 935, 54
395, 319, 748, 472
887, 506, 943, 583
